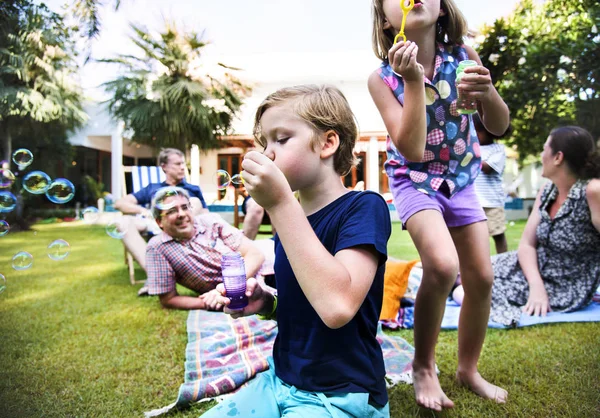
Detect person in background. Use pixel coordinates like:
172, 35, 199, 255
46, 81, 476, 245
473, 113, 512, 254
114, 148, 208, 295
145, 186, 273, 310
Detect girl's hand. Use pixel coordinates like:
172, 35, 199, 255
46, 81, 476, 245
241, 151, 294, 211
456, 65, 494, 102
216, 277, 268, 319
388, 40, 423, 82
522, 283, 551, 317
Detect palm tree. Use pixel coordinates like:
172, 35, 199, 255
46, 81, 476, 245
101, 22, 251, 152
70, 0, 122, 40
0, 0, 87, 162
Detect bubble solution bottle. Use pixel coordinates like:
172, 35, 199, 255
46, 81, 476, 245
221, 252, 248, 310
455, 60, 478, 114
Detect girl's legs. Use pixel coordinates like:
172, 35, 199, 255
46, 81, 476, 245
449, 221, 508, 403
406, 210, 459, 412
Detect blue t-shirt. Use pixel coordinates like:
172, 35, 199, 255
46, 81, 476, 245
273, 191, 391, 406
132, 180, 207, 208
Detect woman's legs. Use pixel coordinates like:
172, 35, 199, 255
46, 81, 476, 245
406, 210, 459, 412
450, 221, 508, 403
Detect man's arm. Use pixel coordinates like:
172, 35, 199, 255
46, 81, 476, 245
114, 194, 148, 215
158, 289, 210, 310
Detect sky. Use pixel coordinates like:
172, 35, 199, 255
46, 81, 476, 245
43, 0, 527, 133
44, 0, 525, 93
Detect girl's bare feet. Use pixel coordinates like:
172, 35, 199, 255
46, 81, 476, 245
413, 367, 455, 412
456, 370, 508, 403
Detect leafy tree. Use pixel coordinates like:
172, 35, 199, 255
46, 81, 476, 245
0, 0, 87, 164
476, 0, 599, 160
70, 0, 122, 40
101, 22, 251, 152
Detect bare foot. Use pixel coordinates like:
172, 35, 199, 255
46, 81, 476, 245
456, 371, 508, 403
412, 367, 455, 412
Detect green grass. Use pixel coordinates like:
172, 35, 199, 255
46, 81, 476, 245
0, 221, 598, 417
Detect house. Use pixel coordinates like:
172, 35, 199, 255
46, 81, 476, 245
69, 72, 542, 220
68, 74, 393, 205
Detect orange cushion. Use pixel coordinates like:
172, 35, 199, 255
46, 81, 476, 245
380, 259, 420, 320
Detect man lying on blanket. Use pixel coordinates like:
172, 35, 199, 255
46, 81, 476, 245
144, 186, 274, 310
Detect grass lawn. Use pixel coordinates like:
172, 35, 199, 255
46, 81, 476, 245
0, 220, 598, 417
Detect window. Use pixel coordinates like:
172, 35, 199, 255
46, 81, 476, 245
342, 152, 366, 189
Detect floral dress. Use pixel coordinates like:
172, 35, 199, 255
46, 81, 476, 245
490, 180, 600, 326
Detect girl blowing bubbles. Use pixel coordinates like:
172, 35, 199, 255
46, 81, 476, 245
368, 0, 510, 411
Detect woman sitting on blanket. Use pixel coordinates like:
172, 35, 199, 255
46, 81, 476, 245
453, 126, 600, 326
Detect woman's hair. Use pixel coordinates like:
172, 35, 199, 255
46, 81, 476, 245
371, 0, 469, 61
158, 148, 184, 166
253, 84, 358, 176
472, 113, 513, 140
549, 126, 600, 179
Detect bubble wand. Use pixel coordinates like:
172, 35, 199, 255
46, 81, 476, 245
393, 0, 415, 44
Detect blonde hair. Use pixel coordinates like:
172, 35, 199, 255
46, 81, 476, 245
253, 84, 358, 176
371, 0, 469, 61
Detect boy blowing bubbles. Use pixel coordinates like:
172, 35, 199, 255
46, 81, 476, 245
206, 85, 392, 417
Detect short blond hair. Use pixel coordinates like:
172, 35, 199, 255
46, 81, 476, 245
371, 0, 469, 61
253, 84, 358, 176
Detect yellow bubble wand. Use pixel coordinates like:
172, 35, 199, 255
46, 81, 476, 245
393, 0, 415, 44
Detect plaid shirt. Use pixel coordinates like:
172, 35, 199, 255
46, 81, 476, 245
145, 214, 243, 295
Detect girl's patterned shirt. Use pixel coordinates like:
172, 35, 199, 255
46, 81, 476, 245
378, 43, 481, 197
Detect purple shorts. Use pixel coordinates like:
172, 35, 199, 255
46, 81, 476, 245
391, 176, 486, 228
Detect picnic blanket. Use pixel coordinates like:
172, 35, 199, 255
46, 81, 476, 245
145, 310, 416, 417
380, 299, 600, 330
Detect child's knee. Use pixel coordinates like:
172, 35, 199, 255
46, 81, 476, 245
423, 255, 459, 288
462, 268, 494, 296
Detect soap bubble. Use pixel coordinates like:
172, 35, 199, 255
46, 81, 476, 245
46, 178, 75, 204
12, 149, 33, 170
0, 191, 17, 213
0, 274, 5, 294
12, 251, 33, 270
0, 168, 15, 189
47, 239, 70, 260
23, 171, 51, 194
81, 207, 100, 223
106, 220, 127, 239
231, 174, 244, 185
0, 220, 9, 236
154, 187, 179, 211
214, 170, 231, 190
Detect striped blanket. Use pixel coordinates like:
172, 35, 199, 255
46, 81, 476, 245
145, 310, 415, 417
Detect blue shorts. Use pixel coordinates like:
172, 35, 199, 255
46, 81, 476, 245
200, 358, 390, 418
390, 176, 486, 228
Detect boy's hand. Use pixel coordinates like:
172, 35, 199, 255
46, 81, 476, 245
241, 151, 294, 211
456, 65, 494, 103
388, 40, 423, 82
216, 277, 268, 319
